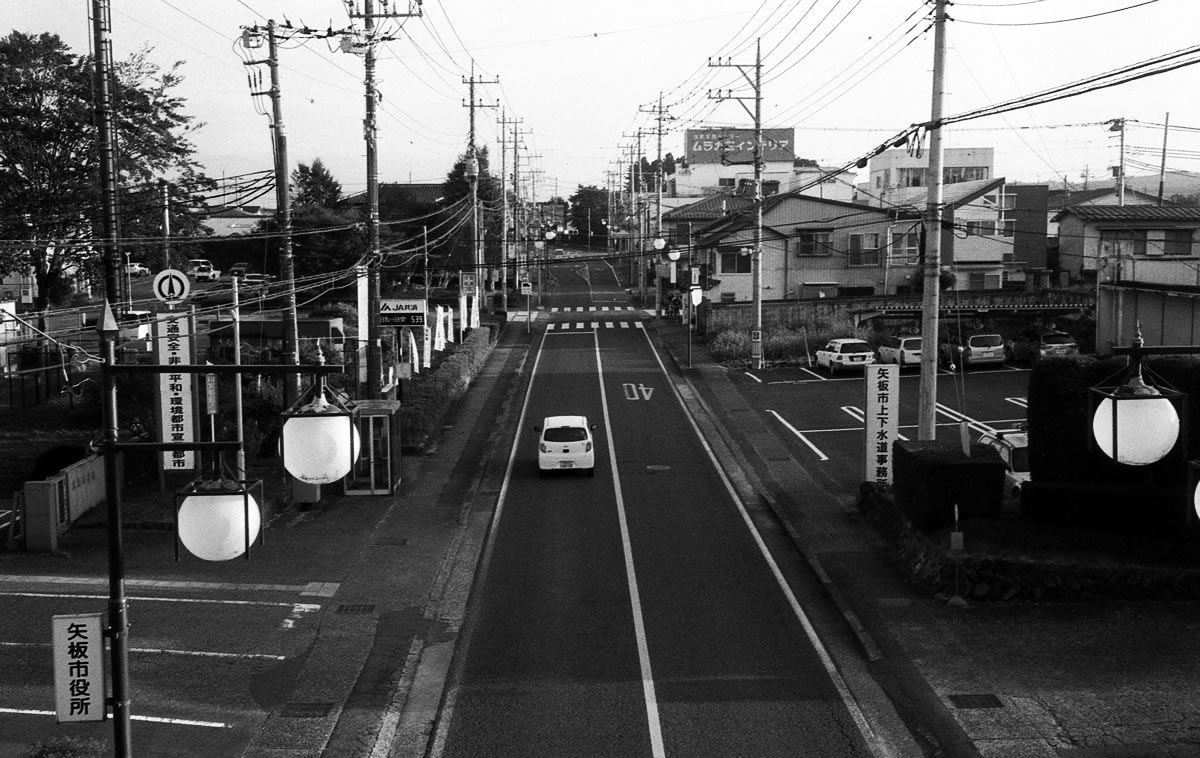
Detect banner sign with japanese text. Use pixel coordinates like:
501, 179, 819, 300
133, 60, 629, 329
52, 613, 105, 722
864, 364, 899, 485
156, 313, 195, 470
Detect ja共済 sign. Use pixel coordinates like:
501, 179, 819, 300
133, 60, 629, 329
379, 299, 427, 327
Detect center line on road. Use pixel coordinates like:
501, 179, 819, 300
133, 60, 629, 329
595, 330, 667, 758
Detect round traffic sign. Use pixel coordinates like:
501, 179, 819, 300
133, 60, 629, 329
153, 269, 190, 305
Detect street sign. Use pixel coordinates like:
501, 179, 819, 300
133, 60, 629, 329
460, 272, 477, 295
152, 268, 190, 306
520, 281, 532, 294
52, 613, 105, 723
379, 298, 427, 326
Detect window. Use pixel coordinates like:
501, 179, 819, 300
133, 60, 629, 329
1165, 229, 1193, 256
1100, 229, 1147, 258
1000, 218, 1015, 237
848, 233, 881, 266
889, 229, 921, 264
720, 249, 752, 273
718, 177, 735, 188
965, 221, 996, 236
797, 230, 833, 256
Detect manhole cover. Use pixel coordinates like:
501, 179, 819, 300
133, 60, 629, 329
949, 693, 1004, 709
336, 604, 376, 615
280, 702, 334, 718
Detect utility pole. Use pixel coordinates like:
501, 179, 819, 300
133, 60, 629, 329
709, 39, 764, 369
498, 109, 508, 310
346, 0, 421, 399
640, 93, 674, 317
90, 3, 131, 753
242, 20, 301, 404
463, 63, 498, 312
917, 0, 949, 440
1158, 112, 1170, 206
159, 179, 171, 272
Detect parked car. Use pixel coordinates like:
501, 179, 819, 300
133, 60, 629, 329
1006, 328, 1079, 364
240, 272, 277, 286
877, 335, 923, 367
186, 258, 221, 282
124, 262, 151, 277
815, 338, 876, 374
978, 427, 1029, 500
228, 262, 252, 278
535, 415, 596, 475
940, 331, 1006, 370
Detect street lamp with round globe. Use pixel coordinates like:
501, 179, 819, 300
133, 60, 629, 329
178, 486, 262, 561
282, 393, 361, 484
1092, 376, 1181, 466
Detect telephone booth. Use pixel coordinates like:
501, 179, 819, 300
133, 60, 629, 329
344, 399, 402, 495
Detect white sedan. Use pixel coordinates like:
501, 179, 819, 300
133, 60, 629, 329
815, 338, 876, 374
535, 415, 596, 475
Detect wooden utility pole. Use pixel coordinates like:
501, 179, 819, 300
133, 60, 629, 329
345, 0, 422, 398
709, 39, 764, 369
917, 0, 949, 440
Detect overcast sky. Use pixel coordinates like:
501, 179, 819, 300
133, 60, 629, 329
16, 0, 1200, 203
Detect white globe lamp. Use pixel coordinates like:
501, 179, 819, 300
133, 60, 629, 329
178, 486, 262, 561
1091, 375, 1180, 466
283, 392, 361, 484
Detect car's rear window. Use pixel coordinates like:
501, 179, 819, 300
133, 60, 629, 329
901, 339, 922, 350
1042, 333, 1075, 345
841, 343, 872, 354
969, 335, 1003, 348
544, 427, 588, 442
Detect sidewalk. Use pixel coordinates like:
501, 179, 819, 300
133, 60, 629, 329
647, 316, 1200, 758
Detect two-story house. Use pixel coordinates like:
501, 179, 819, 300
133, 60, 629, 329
1054, 204, 1200, 352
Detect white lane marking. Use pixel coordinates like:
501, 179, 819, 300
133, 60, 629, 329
0, 640, 285, 661
935, 403, 994, 435
744, 372, 763, 383
765, 410, 829, 460
841, 406, 910, 441
0, 591, 319, 610
0, 706, 231, 728
639, 328, 888, 758
1005, 396, 1028, 408
596, 330, 666, 758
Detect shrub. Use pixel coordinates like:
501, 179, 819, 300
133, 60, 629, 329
25, 736, 108, 758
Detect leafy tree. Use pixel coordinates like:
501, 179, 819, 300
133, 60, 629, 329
568, 185, 608, 249
292, 158, 342, 208
0, 31, 211, 310
438, 147, 500, 275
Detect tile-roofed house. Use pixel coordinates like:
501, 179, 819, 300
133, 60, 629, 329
341, 183, 444, 208
1054, 203, 1200, 353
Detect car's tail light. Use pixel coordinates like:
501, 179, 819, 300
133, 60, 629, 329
539, 442, 548, 453
585, 442, 592, 452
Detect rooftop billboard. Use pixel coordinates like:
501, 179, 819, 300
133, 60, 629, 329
685, 128, 795, 165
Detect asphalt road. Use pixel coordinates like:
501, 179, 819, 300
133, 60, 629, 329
433, 258, 876, 757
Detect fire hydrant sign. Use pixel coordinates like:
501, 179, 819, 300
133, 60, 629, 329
865, 364, 899, 485
52, 612, 105, 722
379, 299, 427, 326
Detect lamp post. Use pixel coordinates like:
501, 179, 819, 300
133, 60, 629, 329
1090, 329, 1195, 467
652, 237, 667, 318
97, 298, 351, 753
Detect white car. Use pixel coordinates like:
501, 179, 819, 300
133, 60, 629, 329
124, 262, 151, 277
877, 335, 923, 367
815, 338, 876, 374
536, 415, 596, 475
186, 259, 221, 282
978, 428, 1030, 500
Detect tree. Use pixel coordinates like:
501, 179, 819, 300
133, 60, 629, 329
438, 147, 500, 275
292, 158, 342, 209
568, 186, 608, 249
0, 31, 210, 311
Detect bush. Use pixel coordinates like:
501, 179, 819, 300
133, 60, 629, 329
400, 323, 498, 450
892, 441, 1005, 529
707, 318, 877, 365
25, 736, 107, 758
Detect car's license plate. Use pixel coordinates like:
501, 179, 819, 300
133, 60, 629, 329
558, 461, 574, 468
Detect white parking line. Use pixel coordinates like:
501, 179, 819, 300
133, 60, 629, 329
765, 410, 829, 461
0, 706, 231, 729
840, 406, 910, 441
